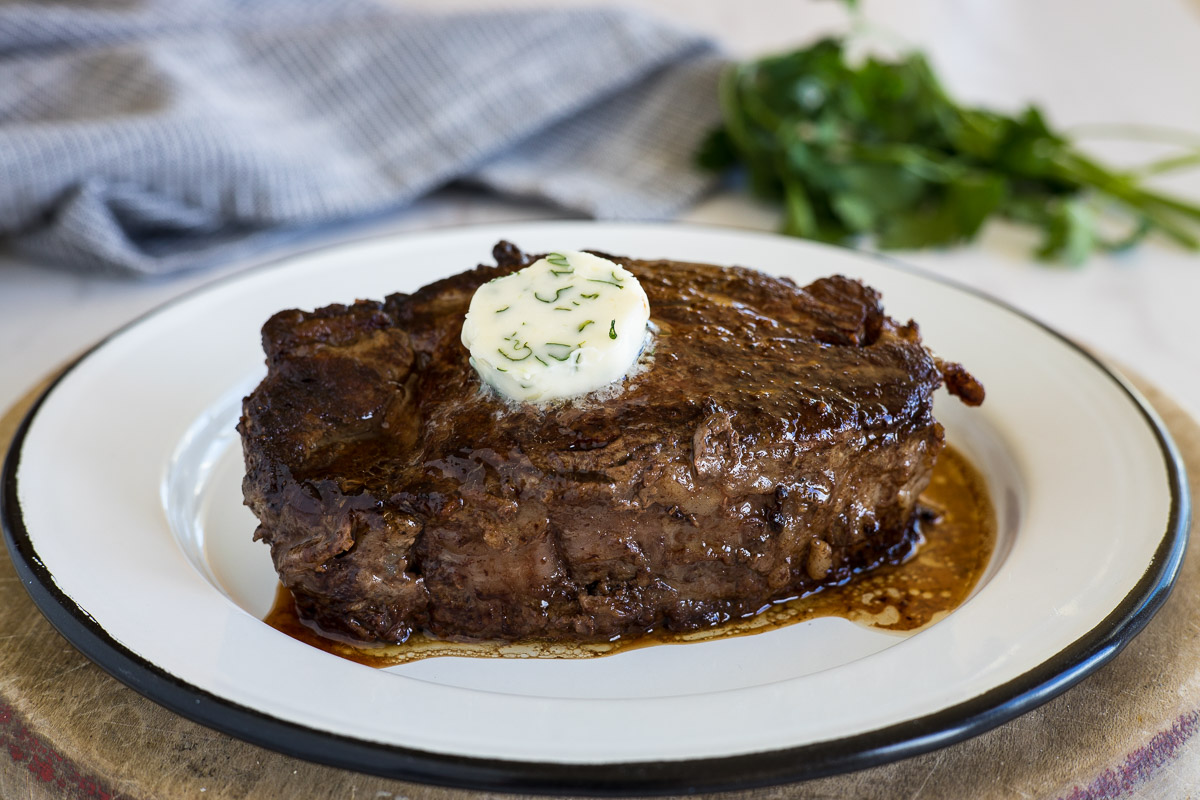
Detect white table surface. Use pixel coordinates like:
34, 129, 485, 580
3, 0, 1200, 429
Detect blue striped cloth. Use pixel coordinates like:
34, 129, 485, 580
0, 1, 724, 275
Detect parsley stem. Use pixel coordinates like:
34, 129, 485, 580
1132, 151, 1200, 179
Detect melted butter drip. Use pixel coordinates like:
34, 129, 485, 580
265, 445, 995, 667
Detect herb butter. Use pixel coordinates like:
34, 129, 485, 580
461, 250, 651, 402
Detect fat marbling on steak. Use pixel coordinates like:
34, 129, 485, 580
238, 241, 984, 644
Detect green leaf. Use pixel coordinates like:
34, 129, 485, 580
832, 192, 876, 232
1035, 198, 1097, 265
947, 109, 1008, 161
948, 172, 1008, 238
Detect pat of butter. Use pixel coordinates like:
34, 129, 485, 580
461, 250, 651, 402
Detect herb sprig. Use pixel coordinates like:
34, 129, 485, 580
697, 38, 1200, 264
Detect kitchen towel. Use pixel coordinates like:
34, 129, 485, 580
0, 0, 725, 275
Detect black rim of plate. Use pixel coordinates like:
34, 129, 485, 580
0, 223, 1191, 797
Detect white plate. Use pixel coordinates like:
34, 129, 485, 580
2, 222, 1188, 794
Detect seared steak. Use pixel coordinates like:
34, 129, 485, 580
239, 242, 983, 644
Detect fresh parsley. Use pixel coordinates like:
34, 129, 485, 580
697, 38, 1200, 264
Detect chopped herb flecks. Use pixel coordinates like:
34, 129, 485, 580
497, 344, 533, 362
587, 273, 624, 289
578, 320, 594, 332
609, 320, 618, 339
534, 286, 573, 303
545, 342, 576, 362
547, 252, 574, 276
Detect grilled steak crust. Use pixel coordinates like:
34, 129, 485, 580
239, 242, 983, 644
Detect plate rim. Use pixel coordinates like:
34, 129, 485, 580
1, 220, 1190, 796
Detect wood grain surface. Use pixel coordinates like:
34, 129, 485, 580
2, 369, 1198, 800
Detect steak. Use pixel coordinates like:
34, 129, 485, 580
239, 241, 983, 644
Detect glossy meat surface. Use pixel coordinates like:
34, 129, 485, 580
239, 242, 982, 643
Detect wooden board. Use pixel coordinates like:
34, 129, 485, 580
2, 369, 1198, 800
